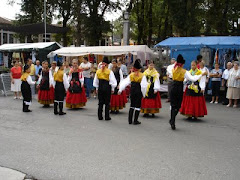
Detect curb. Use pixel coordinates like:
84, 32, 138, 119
0, 166, 36, 180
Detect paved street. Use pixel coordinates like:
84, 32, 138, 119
0, 96, 240, 180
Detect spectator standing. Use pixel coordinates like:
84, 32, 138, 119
27, 58, 36, 95
118, 58, 128, 78
166, 58, 176, 102
10, 61, 22, 99
210, 63, 222, 104
80, 57, 92, 98
35, 60, 42, 81
226, 61, 240, 108
222, 62, 232, 105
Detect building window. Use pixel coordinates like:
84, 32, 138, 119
9, 34, 14, 43
43, 34, 51, 42
3, 33, 7, 44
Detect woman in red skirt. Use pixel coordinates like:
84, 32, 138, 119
66, 59, 87, 109
180, 61, 207, 119
110, 59, 127, 114
37, 61, 54, 107
141, 61, 162, 117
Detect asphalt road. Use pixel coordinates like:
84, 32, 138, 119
0, 96, 239, 180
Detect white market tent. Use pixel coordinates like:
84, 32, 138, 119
47, 45, 154, 58
0, 42, 62, 52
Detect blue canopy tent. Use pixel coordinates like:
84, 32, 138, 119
155, 36, 240, 69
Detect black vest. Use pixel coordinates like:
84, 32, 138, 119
40, 71, 50, 90
68, 72, 82, 93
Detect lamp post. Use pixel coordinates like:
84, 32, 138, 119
123, 11, 130, 45
44, 0, 47, 42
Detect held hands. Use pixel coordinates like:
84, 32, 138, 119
111, 91, 114, 94
11, 80, 14, 84
118, 91, 121, 95
154, 90, 157, 94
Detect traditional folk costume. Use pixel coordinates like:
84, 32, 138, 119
21, 65, 36, 112
169, 55, 203, 130
66, 68, 87, 109
141, 68, 162, 117
110, 67, 127, 113
119, 60, 147, 125
37, 68, 54, 106
93, 57, 117, 120
180, 68, 207, 118
53, 62, 69, 115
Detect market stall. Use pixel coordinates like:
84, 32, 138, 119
47, 45, 155, 65
155, 36, 240, 69
0, 42, 62, 68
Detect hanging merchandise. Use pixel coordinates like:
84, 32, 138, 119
0, 53, 3, 66
32, 51, 36, 63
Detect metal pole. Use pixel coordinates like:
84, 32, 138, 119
123, 11, 130, 45
44, 0, 47, 42
112, 20, 114, 46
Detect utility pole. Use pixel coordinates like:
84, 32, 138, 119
123, 11, 130, 45
44, 0, 47, 42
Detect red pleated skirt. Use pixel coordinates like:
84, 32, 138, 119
180, 91, 207, 117
141, 92, 162, 114
38, 87, 54, 105
66, 88, 87, 109
110, 90, 128, 111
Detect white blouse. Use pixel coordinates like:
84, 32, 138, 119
227, 69, 240, 88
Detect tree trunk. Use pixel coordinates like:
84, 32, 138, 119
62, 19, 68, 46
147, 0, 153, 46
221, 0, 229, 35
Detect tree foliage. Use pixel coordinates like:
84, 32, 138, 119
129, 0, 240, 47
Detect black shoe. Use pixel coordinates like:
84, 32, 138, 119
105, 117, 111, 121
110, 110, 114, 114
152, 114, 155, 118
23, 109, 32, 112
133, 121, 141, 125
43, 104, 50, 108
169, 120, 176, 130
98, 117, 103, 120
115, 111, 119, 114
54, 112, 59, 115
59, 112, 66, 115
187, 117, 192, 120
143, 113, 149, 117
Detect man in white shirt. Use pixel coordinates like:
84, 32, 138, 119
222, 62, 232, 105
166, 58, 176, 102
80, 57, 92, 98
